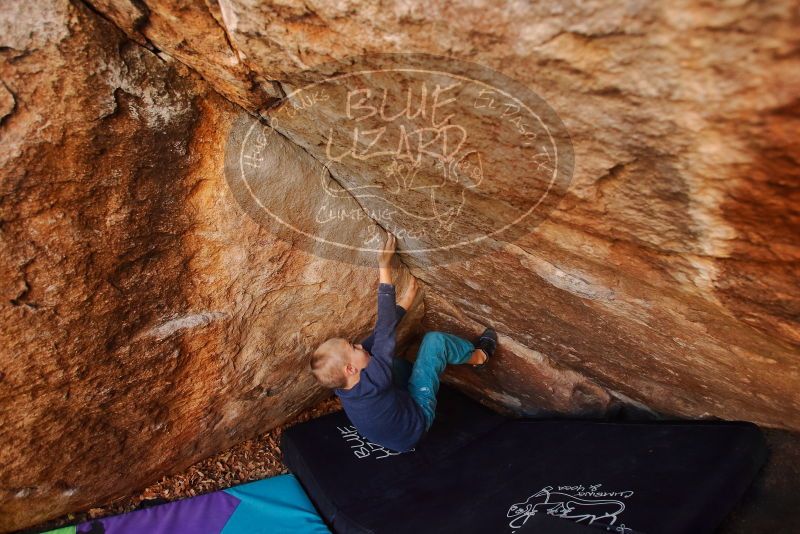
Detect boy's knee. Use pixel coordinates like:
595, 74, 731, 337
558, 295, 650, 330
421, 331, 445, 347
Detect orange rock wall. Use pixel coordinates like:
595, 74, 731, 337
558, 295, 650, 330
1, 0, 798, 530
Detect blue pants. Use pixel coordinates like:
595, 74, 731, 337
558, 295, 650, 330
392, 332, 475, 431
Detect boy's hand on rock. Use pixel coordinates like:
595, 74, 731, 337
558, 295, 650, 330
378, 233, 396, 267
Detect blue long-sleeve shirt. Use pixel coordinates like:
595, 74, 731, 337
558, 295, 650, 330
334, 283, 426, 452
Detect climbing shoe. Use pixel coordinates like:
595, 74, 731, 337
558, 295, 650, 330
472, 327, 497, 368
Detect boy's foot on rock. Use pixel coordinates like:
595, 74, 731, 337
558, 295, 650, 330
467, 348, 487, 365
471, 327, 497, 368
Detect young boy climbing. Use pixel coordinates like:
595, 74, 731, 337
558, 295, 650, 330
310, 233, 497, 453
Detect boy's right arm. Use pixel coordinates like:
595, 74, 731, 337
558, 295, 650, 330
378, 234, 395, 286
361, 276, 419, 354
360, 304, 407, 354
370, 234, 399, 365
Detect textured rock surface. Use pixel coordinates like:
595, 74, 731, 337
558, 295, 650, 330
87, 0, 800, 425
1, 0, 799, 530
0, 1, 419, 530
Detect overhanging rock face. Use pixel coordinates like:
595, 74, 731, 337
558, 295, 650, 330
87, 0, 799, 423
0, 1, 420, 530
1, 0, 798, 531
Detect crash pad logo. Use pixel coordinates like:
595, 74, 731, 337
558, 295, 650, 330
337, 425, 412, 460
507, 484, 635, 533
224, 53, 573, 265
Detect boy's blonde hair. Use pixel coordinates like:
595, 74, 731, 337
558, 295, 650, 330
310, 338, 349, 389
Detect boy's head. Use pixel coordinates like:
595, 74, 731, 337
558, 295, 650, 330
310, 337, 371, 389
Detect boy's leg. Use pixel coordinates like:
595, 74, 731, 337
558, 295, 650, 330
408, 331, 475, 430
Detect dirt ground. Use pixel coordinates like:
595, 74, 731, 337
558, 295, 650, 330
22, 396, 343, 534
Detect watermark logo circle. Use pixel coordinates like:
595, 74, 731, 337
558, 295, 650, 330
225, 53, 573, 265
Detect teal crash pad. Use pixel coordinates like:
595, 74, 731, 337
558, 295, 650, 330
43, 474, 329, 534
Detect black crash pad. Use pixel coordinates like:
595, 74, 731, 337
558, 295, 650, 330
281, 387, 766, 534
281, 386, 506, 525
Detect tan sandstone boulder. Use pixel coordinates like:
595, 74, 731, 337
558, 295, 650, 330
0, 1, 419, 530
87, 0, 799, 425
2, 0, 799, 530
